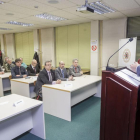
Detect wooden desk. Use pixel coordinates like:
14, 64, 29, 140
0, 94, 45, 140
0, 72, 11, 97
42, 75, 101, 121
82, 69, 90, 75
11, 76, 37, 98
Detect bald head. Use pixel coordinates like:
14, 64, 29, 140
59, 61, 65, 69
32, 59, 37, 67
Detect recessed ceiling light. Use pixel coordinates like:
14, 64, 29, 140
6, 13, 14, 16
0, 27, 12, 30
48, 0, 59, 4
34, 6, 38, 8
0, 1, 4, 4
6, 21, 34, 26
35, 13, 67, 21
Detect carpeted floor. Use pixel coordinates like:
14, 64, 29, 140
12, 96, 101, 140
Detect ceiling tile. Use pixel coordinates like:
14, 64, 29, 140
87, 15, 109, 20
9, 0, 58, 12
48, 10, 81, 19
2, 0, 13, 2
120, 8, 140, 17
0, 9, 29, 18
35, 0, 76, 9
136, 0, 140, 5
103, 0, 140, 11
104, 12, 126, 19
0, 15, 20, 22
71, 17, 92, 22
67, 0, 99, 5
0, 3, 41, 15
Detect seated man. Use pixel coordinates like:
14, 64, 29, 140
5, 59, 15, 72
0, 65, 4, 75
130, 62, 140, 76
34, 60, 61, 97
27, 59, 40, 76
20, 57, 27, 69
55, 61, 73, 81
3, 57, 9, 71
69, 59, 83, 77
11, 58, 28, 79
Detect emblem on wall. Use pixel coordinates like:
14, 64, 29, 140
123, 49, 131, 63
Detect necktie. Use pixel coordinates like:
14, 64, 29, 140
19, 67, 21, 75
33, 67, 36, 73
62, 69, 64, 78
49, 72, 52, 82
75, 67, 77, 73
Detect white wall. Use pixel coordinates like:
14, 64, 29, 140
90, 21, 99, 75
0, 35, 5, 53
102, 18, 127, 69
41, 28, 55, 67
33, 29, 39, 51
5, 34, 16, 60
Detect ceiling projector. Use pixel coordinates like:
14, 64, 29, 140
76, 0, 94, 14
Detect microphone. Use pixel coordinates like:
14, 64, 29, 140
106, 37, 133, 72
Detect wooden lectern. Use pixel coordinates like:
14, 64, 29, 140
100, 68, 140, 140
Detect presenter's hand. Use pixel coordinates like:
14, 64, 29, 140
56, 79, 61, 84
36, 74, 39, 76
16, 75, 20, 76
130, 62, 139, 72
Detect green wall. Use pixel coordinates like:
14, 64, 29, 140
56, 23, 91, 69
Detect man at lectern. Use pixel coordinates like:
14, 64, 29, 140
130, 62, 140, 76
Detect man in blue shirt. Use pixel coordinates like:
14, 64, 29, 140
20, 57, 27, 69
11, 58, 28, 79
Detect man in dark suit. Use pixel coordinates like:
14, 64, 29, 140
130, 62, 140, 75
27, 59, 40, 76
55, 61, 73, 81
34, 60, 61, 98
11, 58, 28, 79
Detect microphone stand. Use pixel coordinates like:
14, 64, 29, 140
106, 38, 133, 72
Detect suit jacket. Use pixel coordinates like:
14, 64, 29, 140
34, 68, 56, 94
11, 66, 28, 79
0, 65, 2, 72
27, 65, 40, 76
137, 66, 140, 76
55, 67, 69, 81
69, 65, 82, 77
33, 52, 40, 69
5, 63, 15, 72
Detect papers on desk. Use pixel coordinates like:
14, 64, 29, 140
31, 77, 37, 81
0, 101, 9, 105
64, 83, 73, 88
115, 69, 140, 87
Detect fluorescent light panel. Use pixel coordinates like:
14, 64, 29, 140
0, 1, 4, 4
6, 21, 34, 26
0, 27, 12, 30
90, 1, 116, 14
35, 13, 67, 21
